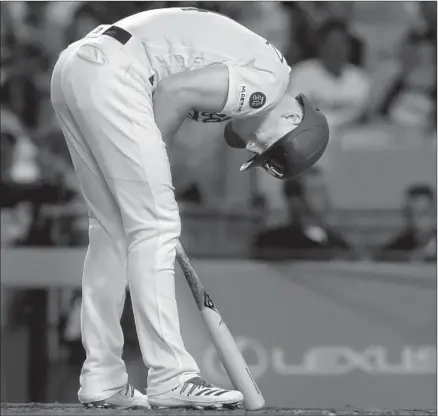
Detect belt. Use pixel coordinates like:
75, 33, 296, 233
102, 25, 132, 45
101, 25, 155, 86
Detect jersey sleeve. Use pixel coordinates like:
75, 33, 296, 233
220, 60, 290, 119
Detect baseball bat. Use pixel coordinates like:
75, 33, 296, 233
175, 240, 265, 411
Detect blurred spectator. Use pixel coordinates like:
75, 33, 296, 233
1, 106, 84, 247
281, 2, 318, 66
65, 3, 104, 45
378, 185, 437, 262
283, 2, 364, 67
1, 108, 36, 246
1, 42, 50, 130
253, 167, 352, 260
60, 2, 166, 48
23, 123, 87, 246
1, 3, 17, 68
288, 19, 371, 134
176, 183, 204, 205
377, 2, 436, 133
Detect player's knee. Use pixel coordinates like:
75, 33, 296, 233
163, 211, 181, 240
125, 210, 181, 251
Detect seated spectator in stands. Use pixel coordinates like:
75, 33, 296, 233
288, 19, 371, 133
377, 2, 436, 134
283, 2, 365, 67
378, 185, 437, 262
1, 110, 82, 247
253, 167, 352, 260
24, 123, 87, 246
1, 42, 50, 130
65, 3, 103, 44
1, 2, 17, 70
1, 108, 35, 246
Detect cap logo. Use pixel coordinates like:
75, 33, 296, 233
249, 92, 266, 109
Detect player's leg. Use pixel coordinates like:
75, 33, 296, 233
50, 48, 146, 406
56, 37, 243, 408
55, 39, 200, 394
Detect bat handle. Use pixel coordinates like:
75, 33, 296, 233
176, 240, 185, 258
175, 240, 205, 310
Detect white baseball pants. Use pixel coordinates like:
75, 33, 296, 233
50, 31, 200, 402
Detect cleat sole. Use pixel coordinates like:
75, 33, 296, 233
151, 402, 241, 410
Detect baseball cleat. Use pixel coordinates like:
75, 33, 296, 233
148, 376, 244, 409
82, 383, 151, 410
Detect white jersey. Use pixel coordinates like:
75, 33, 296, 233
115, 7, 291, 118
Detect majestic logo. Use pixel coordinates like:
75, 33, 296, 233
204, 292, 217, 312
237, 86, 247, 112
249, 92, 266, 109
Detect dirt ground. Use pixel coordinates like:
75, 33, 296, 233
1, 404, 436, 416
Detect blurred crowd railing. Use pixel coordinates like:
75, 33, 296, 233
2, 203, 433, 263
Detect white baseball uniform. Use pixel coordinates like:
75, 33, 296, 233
50, 7, 290, 402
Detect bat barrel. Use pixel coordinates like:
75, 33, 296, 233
176, 241, 265, 410
202, 308, 266, 410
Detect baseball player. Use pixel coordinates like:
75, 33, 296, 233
50, 7, 329, 410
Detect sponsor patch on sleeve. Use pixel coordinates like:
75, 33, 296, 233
249, 92, 266, 109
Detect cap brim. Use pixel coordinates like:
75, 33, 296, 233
239, 154, 266, 171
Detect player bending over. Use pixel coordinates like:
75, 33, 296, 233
50, 7, 329, 410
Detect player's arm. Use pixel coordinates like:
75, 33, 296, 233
153, 64, 229, 142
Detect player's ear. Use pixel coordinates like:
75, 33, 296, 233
224, 121, 246, 148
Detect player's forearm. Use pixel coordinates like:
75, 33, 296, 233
153, 65, 229, 142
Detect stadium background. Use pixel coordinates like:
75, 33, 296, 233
1, 1, 436, 410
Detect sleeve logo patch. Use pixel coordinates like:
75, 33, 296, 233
249, 92, 266, 109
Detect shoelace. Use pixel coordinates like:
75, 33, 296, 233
191, 377, 213, 388
178, 377, 226, 397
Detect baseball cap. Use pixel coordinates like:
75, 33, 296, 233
225, 94, 329, 179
